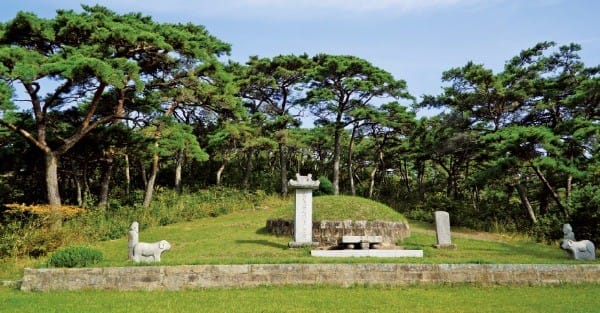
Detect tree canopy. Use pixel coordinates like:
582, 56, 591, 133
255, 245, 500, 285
0, 6, 598, 242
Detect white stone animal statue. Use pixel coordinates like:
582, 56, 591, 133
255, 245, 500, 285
132, 240, 171, 263
560, 239, 595, 260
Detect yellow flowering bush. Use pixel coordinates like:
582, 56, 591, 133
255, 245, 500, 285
3, 204, 85, 217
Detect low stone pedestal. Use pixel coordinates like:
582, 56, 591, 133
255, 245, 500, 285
342, 235, 383, 250
311, 249, 423, 258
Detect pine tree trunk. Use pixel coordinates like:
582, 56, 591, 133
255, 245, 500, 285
216, 162, 226, 186
368, 150, 384, 198
532, 165, 568, 218
566, 175, 572, 201
143, 148, 159, 208
279, 143, 288, 196
242, 151, 253, 189
45, 153, 62, 207
45, 152, 62, 229
124, 154, 130, 196
514, 179, 537, 224
98, 149, 114, 210
368, 166, 377, 198
175, 148, 185, 193
348, 123, 357, 196
400, 160, 411, 193
82, 162, 90, 205
140, 160, 148, 188
76, 177, 82, 207
332, 128, 341, 195
472, 186, 479, 212
417, 161, 425, 200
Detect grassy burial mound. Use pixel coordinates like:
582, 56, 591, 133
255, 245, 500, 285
269, 195, 407, 222
267, 195, 410, 246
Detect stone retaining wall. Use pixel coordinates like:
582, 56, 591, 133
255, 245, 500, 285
21, 264, 600, 291
266, 219, 410, 246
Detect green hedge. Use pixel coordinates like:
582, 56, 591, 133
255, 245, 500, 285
47, 246, 103, 268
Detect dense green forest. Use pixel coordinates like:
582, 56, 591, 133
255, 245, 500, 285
0, 6, 598, 243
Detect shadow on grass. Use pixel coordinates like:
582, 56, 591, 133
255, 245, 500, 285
255, 227, 291, 238
255, 227, 270, 235
236, 240, 289, 250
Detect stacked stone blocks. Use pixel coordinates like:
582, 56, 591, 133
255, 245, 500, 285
21, 264, 600, 291
267, 219, 410, 247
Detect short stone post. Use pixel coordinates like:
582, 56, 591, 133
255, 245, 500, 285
563, 223, 575, 240
433, 211, 456, 249
128, 221, 139, 260
288, 173, 320, 248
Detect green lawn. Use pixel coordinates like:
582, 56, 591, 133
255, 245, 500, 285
2, 284, 600, 313
92, 204, 590, 267
2, 198, 600, 312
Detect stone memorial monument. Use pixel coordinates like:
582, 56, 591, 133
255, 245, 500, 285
288, 173, 320, 248
434, 211, 456, 249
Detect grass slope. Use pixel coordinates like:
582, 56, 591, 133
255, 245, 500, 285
94, 198, 593, 266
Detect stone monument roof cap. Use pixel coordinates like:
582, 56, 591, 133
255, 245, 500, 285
288, 173, 320, 190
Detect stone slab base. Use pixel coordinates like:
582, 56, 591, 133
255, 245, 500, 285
311, 249, 423, 258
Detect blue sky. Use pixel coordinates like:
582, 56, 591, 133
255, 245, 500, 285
1, 0, 599, 115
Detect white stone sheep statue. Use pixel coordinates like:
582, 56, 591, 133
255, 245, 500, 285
560, 239, 596, 260
132, 240, 171, 263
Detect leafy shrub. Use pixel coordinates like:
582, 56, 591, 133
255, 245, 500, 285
314, 176, 334, 196
0, 221, 25, 258
47, 246, 103, 268
404, 205, 434, 223
0, 218, 68, 258
98, 220, 128, 241
25, 226, 68, 257
530, 214, 563, 243
570, 185, 600, 244
3, 204, 85, 217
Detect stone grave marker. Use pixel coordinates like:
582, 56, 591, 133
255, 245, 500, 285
434, 211, 456, 249
288, 173, 320, 248
128, 221, 139, 260
563, 223, 575, 240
